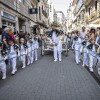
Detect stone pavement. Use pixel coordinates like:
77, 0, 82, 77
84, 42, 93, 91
0, 51, 100, 100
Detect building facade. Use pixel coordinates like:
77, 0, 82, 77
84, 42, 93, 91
0, 0, 49, 34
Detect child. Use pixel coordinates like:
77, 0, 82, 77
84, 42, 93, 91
72, 31, 82, 64
7, 39, 19, 75
33, 34, 39, 61
19, 38, 28, 68
87, 39, 99, 72
25, 35, 32, 65
57, 31, 66, 61
0, 42, 7, 79
81, 35, 90, 67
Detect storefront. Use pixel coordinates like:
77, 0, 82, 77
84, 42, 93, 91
1, 11, 16, 31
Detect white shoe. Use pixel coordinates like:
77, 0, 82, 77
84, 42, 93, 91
82, 64, 85, 67
59, 59, 61, 62
35, 59, 38, 61
86, 64, 89, 67
2, 76, 6, 80
11, 70, 16, 75
22, 66, 26, 69
27, 63, 30, 65
54, 59, 57, 62
31, 60, 34, 63
90, 68, 93, 72
15, 68, 17, 72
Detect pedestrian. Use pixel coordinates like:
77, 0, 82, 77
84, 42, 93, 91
57, 31, 66, 61
0, 42, 7, 79
25, 35, 32, 65
7, 39, 19, 75
19, 38, 28, 68
32, 34, 39, 61
87, 38, 99, 72
72, 31, 82, 64
51, 25, 60, 62
81, 35, 90, 67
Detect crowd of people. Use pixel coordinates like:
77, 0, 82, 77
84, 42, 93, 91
67, 27, 100, 73
0, 26, 100, 80
0, 27, 40, 80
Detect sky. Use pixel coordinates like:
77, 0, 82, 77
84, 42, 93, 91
51, 0, 70, 16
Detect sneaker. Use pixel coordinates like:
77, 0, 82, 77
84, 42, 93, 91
90, 68, 93, 72
15, 68, 17, 72
59, 59, 61, 62
35, 59, 38, 61
11, 70, 16, 75
2, 76, 6, 80
27, 63, 30, 66
82, 64, 85, 67
54, 59, 57, 62
22, 66, 26, 69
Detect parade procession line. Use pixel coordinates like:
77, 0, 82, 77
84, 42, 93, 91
0, 51, 100, 100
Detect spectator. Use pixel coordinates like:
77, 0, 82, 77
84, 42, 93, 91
8, 27, 15, 41
2, 27, 10, 43
18, 30, 26, 39
0, 28, 3, 41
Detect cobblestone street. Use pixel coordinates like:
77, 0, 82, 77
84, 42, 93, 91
0, 52, 100, 100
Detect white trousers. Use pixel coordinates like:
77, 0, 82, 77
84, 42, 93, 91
83, 52, 89, 66
27, 52, 32, 65
10, 58, 17, 73
20, 55, 26, 67
54, 46, 62, 60
89, 54, 94, 69
75, 50, 80, 64
0, 62, 6, 78
34, 49, 38, 61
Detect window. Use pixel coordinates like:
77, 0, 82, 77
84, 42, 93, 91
95, 1, 97, 10
39, 7, 41, 20
89, 8, 91, 15
19, 0, 24, 4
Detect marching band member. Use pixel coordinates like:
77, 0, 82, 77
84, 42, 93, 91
72, 31, 82, 64
87, 38, 99, 72
57, 31, 66, 61
0, 42, 7, 79
33, 34, 39, 61
19, 38, 28, 68
7, 39, 19, 75
50, 25, 60, 62
81, 35, 90, 67
25, 35, 32, 65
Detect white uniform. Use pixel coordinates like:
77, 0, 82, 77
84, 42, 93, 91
52, 31, 59, 61
81, 41, 90, 67
72, 37, 82, 64
0, 49, 7, 79
8, 45, 17, 74
88, 45, 97, 72
80, 31, 86, 39
27, 41, 32, 65
57, 35, 66, 61
19, 44, 27, 68
32, 38, 39, 61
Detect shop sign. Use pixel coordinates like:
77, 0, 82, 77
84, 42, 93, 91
1, 11, 16, 21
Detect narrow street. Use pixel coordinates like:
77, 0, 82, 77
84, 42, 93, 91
0, 52, 100, 100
